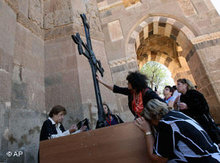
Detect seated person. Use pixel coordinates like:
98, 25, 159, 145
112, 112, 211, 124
40, 105, 86, 141
163, 85, 175, 107
96, 103, 123, 128
135, 99, 220, 162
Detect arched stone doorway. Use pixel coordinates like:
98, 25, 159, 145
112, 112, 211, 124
126, 16, 220, 122
137, 34, 195, 84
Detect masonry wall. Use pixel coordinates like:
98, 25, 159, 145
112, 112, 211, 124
0, 0, 45, 162
0, 1, 17, 161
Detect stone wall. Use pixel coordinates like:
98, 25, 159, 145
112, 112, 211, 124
0, 0, 45, 162
192, 37, 220, 121
0, 1, 16, 161
44, 36, 84, 128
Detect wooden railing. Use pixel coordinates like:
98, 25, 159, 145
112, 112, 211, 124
40, 122, 150, 163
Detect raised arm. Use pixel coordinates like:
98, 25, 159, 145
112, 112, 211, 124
97, 75, 130, 95
96, 76, 113, 91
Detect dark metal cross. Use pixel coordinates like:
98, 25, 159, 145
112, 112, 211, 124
71, 14, 105, 128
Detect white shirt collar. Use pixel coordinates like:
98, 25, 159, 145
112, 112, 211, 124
48, 117, 61, 128
48, 117, 56, 125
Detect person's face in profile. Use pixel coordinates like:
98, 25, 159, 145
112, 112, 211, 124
53, 111, 65, 124
103, 105, 108, 115
177, 82, 187, 93
163, 87, 171, 96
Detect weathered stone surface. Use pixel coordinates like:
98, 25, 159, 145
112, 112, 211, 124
4, 0, 19, 13
44, 0, 102, 36
0, 3, 16, 161
43, 0, 72, 29
108, 20, 124, 42
13, 23, 45, 112
85, 0, 102, 32
177, 0, 197, 17
17, 12, 43, 39
54, 10, 71, 26
7, 109, 46, 163
28, 0, 43, 28
0, 0, 16, 56
18, 0, 29, 17
123, 0, 141, 8
44, 37, 82, 112
0, 104, 10, 162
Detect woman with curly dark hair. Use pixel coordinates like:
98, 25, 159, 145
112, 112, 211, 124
97, 71, 164, 118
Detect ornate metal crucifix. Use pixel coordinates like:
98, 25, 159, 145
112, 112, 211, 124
71, 14, 105, 128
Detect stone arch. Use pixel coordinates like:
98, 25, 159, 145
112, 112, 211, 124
125, 15, 220, 122
126, 16, 197, 82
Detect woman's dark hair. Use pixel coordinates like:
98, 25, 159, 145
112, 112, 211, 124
103, 103, 113, 121
177, 78, 195, 90
49, 105, 66, 117
172, 85, 177, 90
126, 71, 148, 93
103, 103, 111, 116
165, 85, 174, 95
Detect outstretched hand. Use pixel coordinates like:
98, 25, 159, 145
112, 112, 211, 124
96, 75, 113, 91
135, 117, 151, 133
96, 75, 103, 83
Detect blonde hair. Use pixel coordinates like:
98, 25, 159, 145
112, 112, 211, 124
143, 99, 169, 121
177, 78, 195, 90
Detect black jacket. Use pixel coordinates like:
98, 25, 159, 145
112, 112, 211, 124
40, 119, 65, 141
180, 89, 220, 144
113, 85, 165, 117
180, 90, 209, 118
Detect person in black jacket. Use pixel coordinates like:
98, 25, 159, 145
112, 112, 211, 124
176, 78, 220, 144
97, 71, 164, 118
40, 105, 83, 141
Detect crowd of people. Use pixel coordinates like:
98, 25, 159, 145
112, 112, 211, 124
39, 71, 220, 162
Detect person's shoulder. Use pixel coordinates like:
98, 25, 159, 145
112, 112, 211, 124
163, 111, 180, 120
187, 89, 204, 97
187, 89, 199, 94
42, 118, 52, 126
143, 87, 154, 95
112, 114, 124, 123
112, 114, 120, 119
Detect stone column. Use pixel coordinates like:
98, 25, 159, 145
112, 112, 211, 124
193, 38, 220, 123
